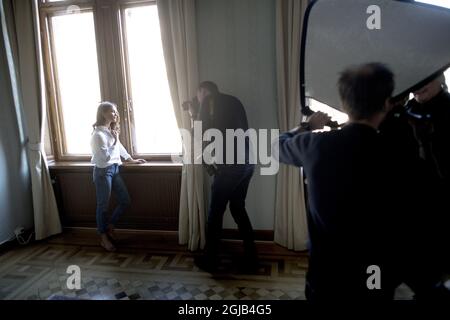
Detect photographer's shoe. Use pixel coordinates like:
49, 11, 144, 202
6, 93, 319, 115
194, 255, 219, 273
238, 257, 260, 274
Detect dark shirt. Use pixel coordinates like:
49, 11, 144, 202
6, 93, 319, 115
378, 104, 420, 167
199, 93, 251, 167
406, 90, 450, 183
378, 106, 434, 259
381, 91, 450, 273
277, 123, 399, 295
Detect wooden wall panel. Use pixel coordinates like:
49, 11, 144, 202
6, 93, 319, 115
50, 164, 182, 231
49, 163, 274, 240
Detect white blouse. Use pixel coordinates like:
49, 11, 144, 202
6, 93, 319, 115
90, 126, 131, 168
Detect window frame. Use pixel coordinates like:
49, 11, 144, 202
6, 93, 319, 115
118, 1, 176, 161
40, 3, 98, 161
39, 0, 180, 162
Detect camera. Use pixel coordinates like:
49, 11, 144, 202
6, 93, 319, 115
204, 163, 219, 176
182, 96, 200, 117
302, 105, 342, 128
392, 99, 432, 123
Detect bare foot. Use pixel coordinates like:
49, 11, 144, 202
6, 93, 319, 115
106, 224, 117, 242
100, 234, 116, 252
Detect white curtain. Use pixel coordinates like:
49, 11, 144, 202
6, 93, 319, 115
274, 0, 309, 251
1, 0, 61, 240
157, 0, 206, 251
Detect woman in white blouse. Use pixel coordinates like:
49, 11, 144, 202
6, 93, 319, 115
91, 101, 145, 251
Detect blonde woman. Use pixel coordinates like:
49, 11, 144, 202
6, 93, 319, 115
91, 101, 145, 251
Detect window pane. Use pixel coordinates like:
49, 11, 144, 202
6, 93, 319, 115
124, 5, 182, 155
51, 12, 101, 155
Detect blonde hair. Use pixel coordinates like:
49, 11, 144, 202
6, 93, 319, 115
92, 101, 120, 134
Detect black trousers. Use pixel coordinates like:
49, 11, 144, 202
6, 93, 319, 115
205, 164, 256, 260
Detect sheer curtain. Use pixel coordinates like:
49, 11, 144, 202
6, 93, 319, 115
274, 0, 309, 251
1, 0, 61, 240
157, 0, 206, 251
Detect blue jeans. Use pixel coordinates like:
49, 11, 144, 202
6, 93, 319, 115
93, 164, 130, 234
205, 164, 256, 260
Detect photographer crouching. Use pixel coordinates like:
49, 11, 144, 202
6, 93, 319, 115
185, 81, 257, 273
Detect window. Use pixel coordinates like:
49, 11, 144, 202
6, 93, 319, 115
122, 6, 181, 155
50, 11, 101, 155
39, 0, 181, 161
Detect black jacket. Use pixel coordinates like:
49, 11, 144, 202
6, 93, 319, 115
380, 91, 450, 273
199, 93, 251, 166
276, 123, 402, 297
406, 90, 450, 182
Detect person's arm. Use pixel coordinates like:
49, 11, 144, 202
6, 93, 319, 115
91, 134, 115, 163
115, 132, 146, 164
198, 96, 213, 131
274, 131, 312, 167
119, 141, 132, 161
120, 142, 146, 164
273, 112, 329, 167
235, 97, 249, 130
198, 97, 214, 159
288, 111, 332, 134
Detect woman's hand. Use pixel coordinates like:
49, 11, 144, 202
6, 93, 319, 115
125, 158, 146, 164
111, 130, 119, 145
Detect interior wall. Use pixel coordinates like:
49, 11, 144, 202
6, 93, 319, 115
0, 14, 33, 245
196, 0, 278, 230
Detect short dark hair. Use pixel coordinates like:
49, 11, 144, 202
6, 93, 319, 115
198, 81, 219, 94
338, 63, 394, 120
